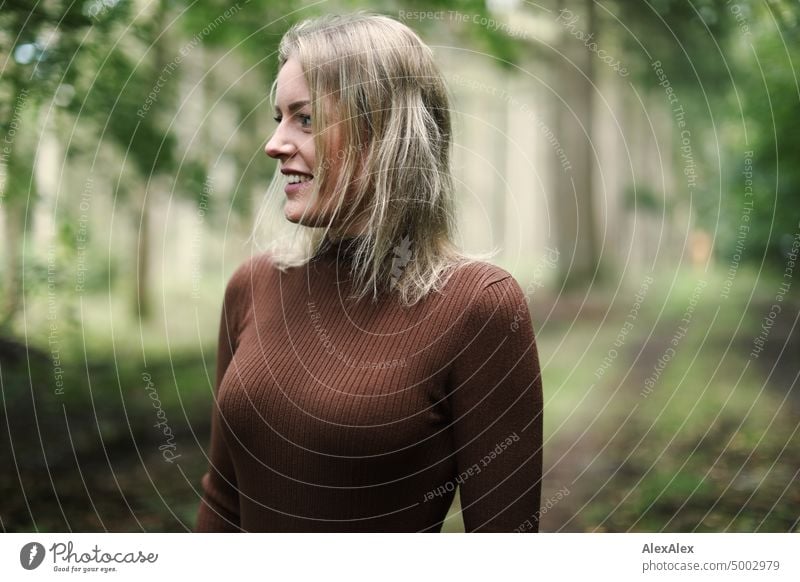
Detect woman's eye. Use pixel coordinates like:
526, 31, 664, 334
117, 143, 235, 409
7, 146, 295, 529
272, 113, 311, 128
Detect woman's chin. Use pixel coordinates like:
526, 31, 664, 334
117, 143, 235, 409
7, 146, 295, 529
283, 201, 306, 224
283, 203, 321, 227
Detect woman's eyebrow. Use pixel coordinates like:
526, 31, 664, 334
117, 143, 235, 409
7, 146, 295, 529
274, 100, 311, 114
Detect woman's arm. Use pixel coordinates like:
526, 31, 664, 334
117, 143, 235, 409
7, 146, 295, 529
194, 262, 250, 532
447, 275, 544, 532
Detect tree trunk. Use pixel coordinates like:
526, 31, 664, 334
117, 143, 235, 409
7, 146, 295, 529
492, 73, 508, 250
134, 183, 151, 320
1, 199, 26, 331
554, 0, 599, 287
0, 83, 35, 332
132, 1, 169, 321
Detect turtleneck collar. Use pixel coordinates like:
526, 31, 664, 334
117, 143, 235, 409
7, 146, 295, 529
314, 234, 365, 262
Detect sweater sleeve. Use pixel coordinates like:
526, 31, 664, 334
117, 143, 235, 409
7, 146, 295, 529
194, 261, 251, 532
447, 275, 544, 532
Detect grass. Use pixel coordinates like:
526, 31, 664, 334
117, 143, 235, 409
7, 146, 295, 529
539, 265, 800, 532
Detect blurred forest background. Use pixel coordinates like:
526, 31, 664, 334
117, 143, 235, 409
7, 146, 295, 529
1, 0, 798, 532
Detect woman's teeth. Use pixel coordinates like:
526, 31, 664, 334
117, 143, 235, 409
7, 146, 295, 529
287, 174, 312, 184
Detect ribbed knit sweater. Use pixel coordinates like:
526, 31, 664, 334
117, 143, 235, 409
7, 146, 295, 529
194, 238, 543, 532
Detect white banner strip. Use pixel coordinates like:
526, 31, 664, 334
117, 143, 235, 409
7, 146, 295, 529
2, 533, 797, 581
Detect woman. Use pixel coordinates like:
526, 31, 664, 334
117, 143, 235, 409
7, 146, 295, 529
195, 12, 544, 533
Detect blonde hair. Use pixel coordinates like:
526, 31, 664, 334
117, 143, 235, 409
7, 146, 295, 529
256, 12, 496, 306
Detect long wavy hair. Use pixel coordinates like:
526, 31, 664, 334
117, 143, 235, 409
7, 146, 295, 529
255, 12, 495, 306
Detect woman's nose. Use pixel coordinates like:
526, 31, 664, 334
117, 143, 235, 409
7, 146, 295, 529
264, 126, 292, 159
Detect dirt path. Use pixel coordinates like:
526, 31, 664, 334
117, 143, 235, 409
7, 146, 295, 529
539, 297, 800, 532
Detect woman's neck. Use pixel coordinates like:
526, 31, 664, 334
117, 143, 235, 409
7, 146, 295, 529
326, 225, 367, 244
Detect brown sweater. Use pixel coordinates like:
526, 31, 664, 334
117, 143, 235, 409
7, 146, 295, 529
195, 239, 543, 532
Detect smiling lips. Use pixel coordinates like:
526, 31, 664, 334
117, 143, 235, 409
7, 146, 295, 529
282, 170, 313, 195
286, 173, 312, 184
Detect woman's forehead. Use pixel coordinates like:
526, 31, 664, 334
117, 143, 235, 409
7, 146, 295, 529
275, 58, 310, 104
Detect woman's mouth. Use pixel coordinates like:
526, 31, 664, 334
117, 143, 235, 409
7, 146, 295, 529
284, 173, 313, 195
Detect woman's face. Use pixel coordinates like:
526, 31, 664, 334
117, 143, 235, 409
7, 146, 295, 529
265, 57, 368, 237
264, 57, 319, 225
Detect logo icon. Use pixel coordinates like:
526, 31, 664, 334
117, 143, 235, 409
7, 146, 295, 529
390, 235, 413, 289
20, 542, 46, 570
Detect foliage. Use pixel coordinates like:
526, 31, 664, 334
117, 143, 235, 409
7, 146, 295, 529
722, 1, 800, 265
614, 0, 741, 92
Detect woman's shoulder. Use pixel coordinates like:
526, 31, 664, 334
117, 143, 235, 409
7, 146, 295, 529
444, 259, 530, 319
445, 259, 517, 295
444, 260, 532, 337
222, 251, 278, 299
